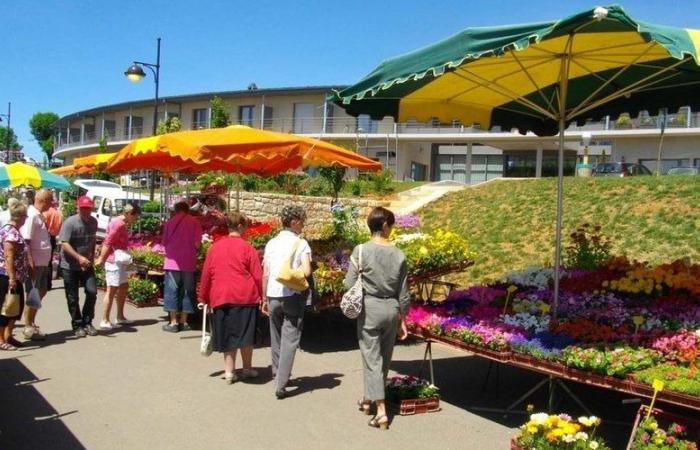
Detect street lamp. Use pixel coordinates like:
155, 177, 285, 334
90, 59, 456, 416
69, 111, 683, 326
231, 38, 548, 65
124, 37, 161, 200
0, 102, 11, 163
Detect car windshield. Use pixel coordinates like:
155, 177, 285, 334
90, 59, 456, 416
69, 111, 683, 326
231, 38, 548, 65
595, 163, 621, 173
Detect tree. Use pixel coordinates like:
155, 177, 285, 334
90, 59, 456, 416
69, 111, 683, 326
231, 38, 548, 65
210, 96, 230, 128
318, 166, 347, 204
29, 112, 59, 160
156, 116, 182, 135
0, 126, 21, 162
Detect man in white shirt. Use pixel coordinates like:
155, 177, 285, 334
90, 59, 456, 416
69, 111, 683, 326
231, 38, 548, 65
20, 189, 54, 341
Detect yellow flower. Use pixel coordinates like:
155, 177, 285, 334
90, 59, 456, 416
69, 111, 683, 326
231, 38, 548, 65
419, 246, 429, 256
507, 285, 518, 293
526, 425, 538, 434
589, 442, 599, 450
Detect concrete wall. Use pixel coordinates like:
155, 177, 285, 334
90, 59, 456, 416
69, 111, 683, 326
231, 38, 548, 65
236, 191, 388, 238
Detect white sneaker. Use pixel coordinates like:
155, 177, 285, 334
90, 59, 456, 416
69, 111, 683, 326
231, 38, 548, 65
115, 318, 133, 325
99, 320, 114, 330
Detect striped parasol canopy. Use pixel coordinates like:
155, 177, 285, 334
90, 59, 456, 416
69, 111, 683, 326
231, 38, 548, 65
0, 162, 71, 190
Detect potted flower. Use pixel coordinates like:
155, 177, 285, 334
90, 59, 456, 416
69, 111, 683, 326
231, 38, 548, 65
386, 375, 440, 415
628, 406, 699, 449
512, 413, 610, 450
126, 278, 160, 307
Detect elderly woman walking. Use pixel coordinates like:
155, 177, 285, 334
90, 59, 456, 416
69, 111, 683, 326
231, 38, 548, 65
345, 207, 409, 430
199, 212, 263, 384
95, 203, 141, 329
261, 205, 312, 399
0, 199, 29, 351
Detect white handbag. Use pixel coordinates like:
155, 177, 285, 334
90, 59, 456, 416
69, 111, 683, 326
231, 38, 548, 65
200, 304, 213, 357
114, 249, 133, 266
340, 244, 364, 319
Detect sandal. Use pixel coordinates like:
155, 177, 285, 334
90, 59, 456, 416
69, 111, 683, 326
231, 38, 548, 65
357, 399, 372, 415
0, 342, 17, 351
368, 414, 389, 430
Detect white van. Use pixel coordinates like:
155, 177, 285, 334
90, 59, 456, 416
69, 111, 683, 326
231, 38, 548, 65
73, 179, 150, 238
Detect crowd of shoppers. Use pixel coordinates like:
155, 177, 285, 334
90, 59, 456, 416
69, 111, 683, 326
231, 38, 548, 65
0, 190, 410, 430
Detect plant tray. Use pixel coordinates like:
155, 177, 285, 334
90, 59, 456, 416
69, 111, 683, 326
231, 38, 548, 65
408, 261, 474, 284
392, 397, 440, 416
626, 405, 700, 450
126, 297, 160, 308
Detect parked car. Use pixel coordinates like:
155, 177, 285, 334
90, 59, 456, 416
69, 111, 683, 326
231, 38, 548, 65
592, 162, 652, 177
73, 179, 150, 238
667, 167, 699, 176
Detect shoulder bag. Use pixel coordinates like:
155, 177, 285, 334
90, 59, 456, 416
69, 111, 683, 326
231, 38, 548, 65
275, 239, 309, 292
340, 244, 364, 319
200, 304, 213, 357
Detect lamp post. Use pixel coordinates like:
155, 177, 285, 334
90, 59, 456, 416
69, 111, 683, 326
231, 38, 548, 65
125, 37, 161, 200
0, 102, 11, 163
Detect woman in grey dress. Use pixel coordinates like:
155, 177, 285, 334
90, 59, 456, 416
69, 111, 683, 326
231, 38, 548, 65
345, 207, 409, 430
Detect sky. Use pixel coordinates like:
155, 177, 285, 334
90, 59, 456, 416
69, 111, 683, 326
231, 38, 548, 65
3, 0, 700, 160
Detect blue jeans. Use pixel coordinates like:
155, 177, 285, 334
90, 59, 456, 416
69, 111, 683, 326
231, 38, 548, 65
163, 270, 195, 314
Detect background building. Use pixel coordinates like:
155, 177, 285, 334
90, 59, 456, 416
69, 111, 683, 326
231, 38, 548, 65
54, 85, 700, 182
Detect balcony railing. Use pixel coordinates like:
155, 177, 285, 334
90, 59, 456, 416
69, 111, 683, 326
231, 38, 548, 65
55, 111, 700, 151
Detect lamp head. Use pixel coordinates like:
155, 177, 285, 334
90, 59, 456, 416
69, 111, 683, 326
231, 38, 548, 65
125, 64, 146, 82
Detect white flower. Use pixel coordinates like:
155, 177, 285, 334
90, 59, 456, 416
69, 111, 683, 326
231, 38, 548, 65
589, 442, 599, 450
562, 434, 576, 443
530, 413, 549, 425
575, 431, 589, 441
393, 233, 425, 243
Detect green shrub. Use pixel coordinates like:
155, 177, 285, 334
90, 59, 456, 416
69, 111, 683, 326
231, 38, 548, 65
308, 176, 331, 197
349, 179, 363, 196
368, 170, 395, 195
127, 278, 160, 304
142, 201, 161, 213
317, 166, 346, 202
563, 223, 611, 270
129, 216, 162, 234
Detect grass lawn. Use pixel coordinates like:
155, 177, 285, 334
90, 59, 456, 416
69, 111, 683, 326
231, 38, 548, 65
420, 176, 700, 286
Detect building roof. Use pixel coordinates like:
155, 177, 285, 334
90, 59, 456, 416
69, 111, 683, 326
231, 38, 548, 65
58, 85, 348, 122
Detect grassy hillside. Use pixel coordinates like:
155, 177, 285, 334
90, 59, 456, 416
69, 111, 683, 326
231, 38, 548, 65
420, 176, 700, 285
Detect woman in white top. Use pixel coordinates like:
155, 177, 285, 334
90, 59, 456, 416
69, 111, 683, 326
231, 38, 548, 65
261, 205, 312, 399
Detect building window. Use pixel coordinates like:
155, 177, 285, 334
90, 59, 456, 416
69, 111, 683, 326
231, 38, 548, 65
123, 116, 143, 138
192, 108, 208, 129
411, 162, 427, 181
104, 120, 116, 138
293, 103, 316, 133
357, 114, 378, 133
238, 105, 255, 126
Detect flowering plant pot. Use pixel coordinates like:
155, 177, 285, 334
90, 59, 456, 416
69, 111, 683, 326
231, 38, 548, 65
386, 375, 440, 416
627, 405, 700, 450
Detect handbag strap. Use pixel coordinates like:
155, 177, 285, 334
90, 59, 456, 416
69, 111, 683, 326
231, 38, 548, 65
351, 244, 364, 281
286, 238, 302, 268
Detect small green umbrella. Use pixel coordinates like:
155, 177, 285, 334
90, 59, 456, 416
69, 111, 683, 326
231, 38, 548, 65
0, 162, 71, 190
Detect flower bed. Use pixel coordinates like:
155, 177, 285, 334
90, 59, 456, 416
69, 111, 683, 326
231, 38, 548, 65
405, 256, 700, 404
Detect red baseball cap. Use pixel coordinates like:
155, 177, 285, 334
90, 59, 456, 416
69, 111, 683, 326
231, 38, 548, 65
77, 196, 94, 209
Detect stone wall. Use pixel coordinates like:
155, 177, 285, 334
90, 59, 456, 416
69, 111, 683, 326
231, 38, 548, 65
236, 192, 389, 238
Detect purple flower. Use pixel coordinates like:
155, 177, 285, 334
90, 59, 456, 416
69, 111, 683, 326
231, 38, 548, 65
395, 214, 421, 229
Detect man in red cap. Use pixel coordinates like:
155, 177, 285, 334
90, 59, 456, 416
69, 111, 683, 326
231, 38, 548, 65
58, 196, 99, 337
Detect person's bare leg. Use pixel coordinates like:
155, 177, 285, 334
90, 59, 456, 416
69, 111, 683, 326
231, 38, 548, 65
169, 312, 179, 326
116, 283, 128, 321
101, 286, 117, 323
178, 312, 188, 326
240, 346, 253, 370
224, 350, 237, 383
0, 325, 7, 345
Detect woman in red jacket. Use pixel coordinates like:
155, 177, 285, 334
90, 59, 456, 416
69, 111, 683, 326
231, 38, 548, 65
199, 212, 263, 384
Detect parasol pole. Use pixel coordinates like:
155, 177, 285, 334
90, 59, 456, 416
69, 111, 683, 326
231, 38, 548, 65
552, 35, 573, 323
655, 108, 668, 176
235, 168, 241, 211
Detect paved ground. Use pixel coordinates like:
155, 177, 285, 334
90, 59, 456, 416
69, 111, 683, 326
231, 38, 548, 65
0, 282, 653, 450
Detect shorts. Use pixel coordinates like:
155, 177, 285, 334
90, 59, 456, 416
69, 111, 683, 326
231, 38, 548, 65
105, 262, 129, 287
163, 270, 195, 314
25, 266, 51, 292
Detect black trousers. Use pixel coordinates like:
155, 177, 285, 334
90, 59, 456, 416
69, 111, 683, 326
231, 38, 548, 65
62, 268, 97, 330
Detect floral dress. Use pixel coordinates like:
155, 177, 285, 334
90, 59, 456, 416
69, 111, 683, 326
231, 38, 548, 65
0, 224, 29, 282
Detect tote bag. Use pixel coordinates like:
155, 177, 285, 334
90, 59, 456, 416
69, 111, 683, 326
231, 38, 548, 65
275, 239, 309, 292
340, 245, 363, 319
200, 304, 213, 357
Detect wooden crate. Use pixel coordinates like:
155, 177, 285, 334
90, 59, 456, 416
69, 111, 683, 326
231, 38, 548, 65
394, 397, 441, 415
